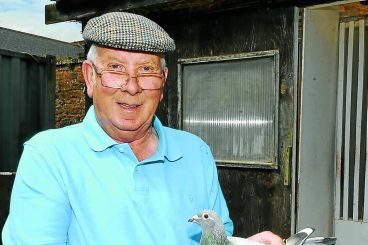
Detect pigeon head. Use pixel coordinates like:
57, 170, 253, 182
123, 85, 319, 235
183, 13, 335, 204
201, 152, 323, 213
188, 210, 221, 229
189, 210, 230, 245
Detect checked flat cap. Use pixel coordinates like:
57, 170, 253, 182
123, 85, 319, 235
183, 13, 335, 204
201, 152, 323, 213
83, 12, 176, 53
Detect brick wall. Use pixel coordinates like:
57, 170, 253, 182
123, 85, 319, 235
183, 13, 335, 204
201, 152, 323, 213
55, 58, 86, 128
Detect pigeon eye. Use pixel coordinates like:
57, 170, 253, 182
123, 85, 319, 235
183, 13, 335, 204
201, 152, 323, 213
203, 213, 209, 219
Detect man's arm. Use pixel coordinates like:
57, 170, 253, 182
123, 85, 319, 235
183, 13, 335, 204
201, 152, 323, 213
202, 144, 234, 236
2, 144, 71, 245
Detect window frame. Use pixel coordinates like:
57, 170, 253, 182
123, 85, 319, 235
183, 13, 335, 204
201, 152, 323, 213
177, 50, 280, 169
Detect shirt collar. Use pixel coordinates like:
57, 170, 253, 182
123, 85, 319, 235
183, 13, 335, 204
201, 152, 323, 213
82, 106, 183, 162
151, 116, 182, 162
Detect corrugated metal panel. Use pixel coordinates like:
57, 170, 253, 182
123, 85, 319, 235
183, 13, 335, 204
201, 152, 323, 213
0, 49, 55, 172
0, 172, 15, 234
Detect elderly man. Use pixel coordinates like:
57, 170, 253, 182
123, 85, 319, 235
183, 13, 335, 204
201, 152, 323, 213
2, 12, 283, 245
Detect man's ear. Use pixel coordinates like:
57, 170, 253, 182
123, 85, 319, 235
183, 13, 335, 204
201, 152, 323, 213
82, 60, 95, 98
160, 67, 168, 101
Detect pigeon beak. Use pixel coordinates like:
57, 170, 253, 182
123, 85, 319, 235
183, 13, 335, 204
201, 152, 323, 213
188, 214, 199, 223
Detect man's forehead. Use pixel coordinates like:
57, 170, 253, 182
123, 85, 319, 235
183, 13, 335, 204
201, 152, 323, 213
96, 46, 162, 64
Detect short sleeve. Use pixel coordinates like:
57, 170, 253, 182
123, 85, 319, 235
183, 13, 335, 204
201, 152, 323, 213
202, 144, 234, 236
2, 144, 71, 245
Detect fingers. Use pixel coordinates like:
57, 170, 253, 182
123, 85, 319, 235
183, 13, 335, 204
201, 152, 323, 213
248, 231, 285, 245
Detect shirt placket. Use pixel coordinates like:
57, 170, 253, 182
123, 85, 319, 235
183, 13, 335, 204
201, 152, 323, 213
115, 144, 150, 200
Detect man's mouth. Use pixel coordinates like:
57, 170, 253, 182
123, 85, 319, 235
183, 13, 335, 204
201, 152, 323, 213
118, 102, 140, 109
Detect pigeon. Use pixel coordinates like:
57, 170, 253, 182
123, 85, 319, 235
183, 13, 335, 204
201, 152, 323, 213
188, 209, 264, 245
188, 210, 337, 245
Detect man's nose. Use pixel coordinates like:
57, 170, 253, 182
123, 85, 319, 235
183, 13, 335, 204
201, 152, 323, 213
121, 75, 142, 94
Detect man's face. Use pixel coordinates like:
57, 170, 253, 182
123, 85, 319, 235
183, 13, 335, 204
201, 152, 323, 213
83, 46, 167, 142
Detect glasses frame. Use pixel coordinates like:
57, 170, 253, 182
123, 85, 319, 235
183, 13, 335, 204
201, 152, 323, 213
90, 62, 165, 90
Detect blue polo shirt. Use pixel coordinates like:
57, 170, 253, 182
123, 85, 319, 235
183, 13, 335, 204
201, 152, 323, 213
2, 106, 233, 245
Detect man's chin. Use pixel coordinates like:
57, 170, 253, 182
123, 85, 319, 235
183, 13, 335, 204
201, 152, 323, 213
116, 118, 149, 131
116, 122, 140, 132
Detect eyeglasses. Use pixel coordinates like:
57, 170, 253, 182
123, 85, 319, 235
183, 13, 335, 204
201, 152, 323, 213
91, 63, 165, 90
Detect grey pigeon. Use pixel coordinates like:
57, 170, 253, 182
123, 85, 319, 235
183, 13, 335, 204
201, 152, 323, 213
188, 210, 263, 245
188, 210, 337, 245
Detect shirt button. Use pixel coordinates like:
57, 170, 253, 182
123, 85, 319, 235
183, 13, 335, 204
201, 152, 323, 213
118, 147, 124, 153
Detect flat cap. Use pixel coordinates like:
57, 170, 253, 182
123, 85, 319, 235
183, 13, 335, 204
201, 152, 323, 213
83, 12, 176, 53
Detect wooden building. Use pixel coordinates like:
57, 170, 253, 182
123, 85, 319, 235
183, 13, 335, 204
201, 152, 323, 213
40, 0, 368, 243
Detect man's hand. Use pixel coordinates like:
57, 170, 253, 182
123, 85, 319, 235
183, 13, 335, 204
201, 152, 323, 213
247, 231, 285, 245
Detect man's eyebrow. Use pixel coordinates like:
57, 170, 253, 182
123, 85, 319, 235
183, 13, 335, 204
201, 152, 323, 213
102, 55, 160, 68
104, 56, 126, 63
137, 60, 159, 66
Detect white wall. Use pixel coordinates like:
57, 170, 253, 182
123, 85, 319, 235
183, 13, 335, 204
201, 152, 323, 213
297, 8, 340, 236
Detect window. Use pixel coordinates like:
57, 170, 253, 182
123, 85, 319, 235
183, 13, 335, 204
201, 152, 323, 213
178, 51, 279, 168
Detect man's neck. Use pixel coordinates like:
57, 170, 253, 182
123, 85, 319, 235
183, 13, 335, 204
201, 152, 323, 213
95, 115, 159, 161
128, 127, 159, 161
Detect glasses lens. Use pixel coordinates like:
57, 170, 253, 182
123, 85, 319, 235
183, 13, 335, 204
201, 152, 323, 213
100, 72, 163, 90
137, 75, 163, 90
101, 72, 129, 88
